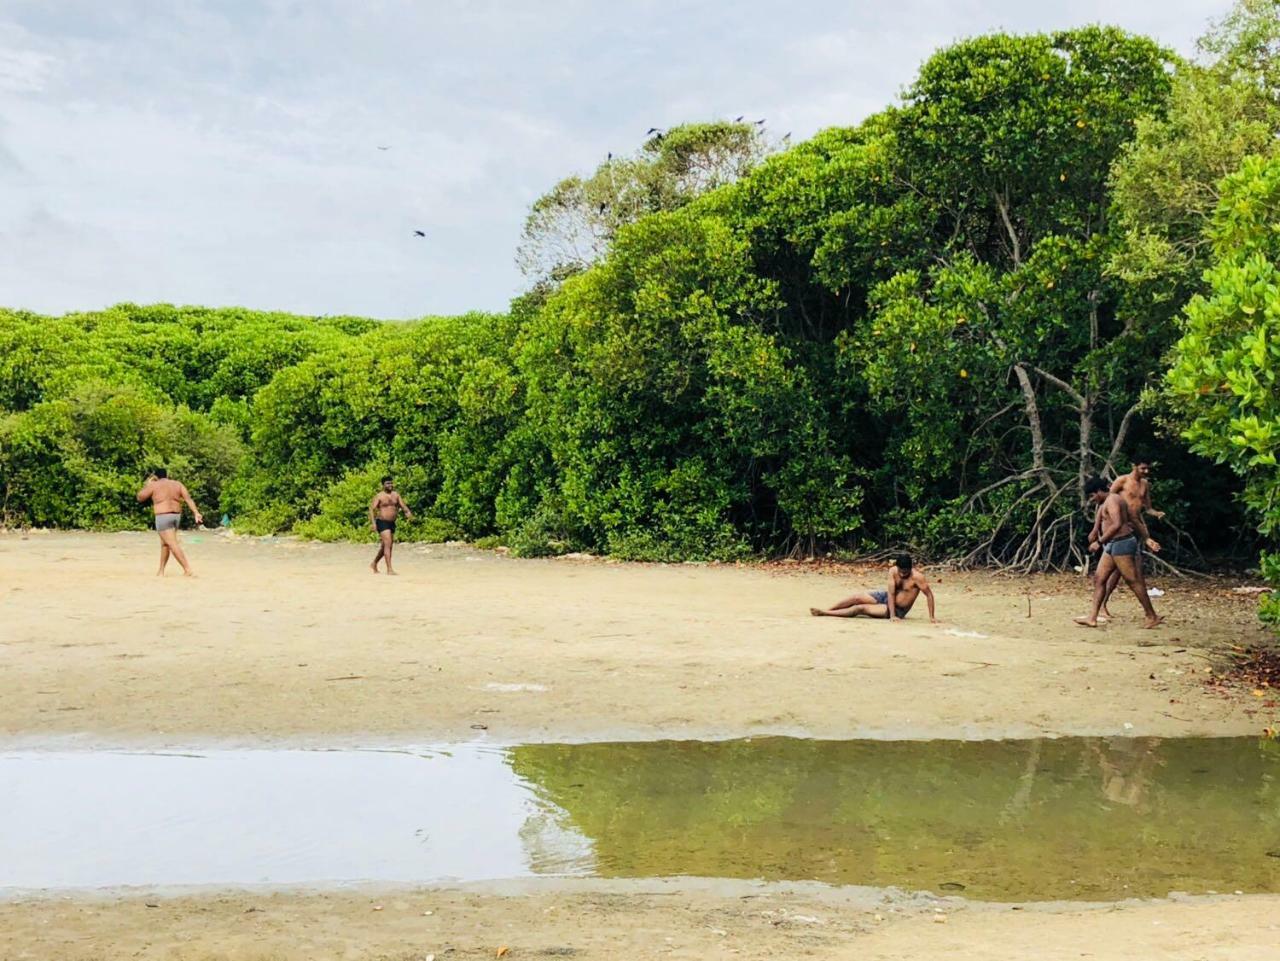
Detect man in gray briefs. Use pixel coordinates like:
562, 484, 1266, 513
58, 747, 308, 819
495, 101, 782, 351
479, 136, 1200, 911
1088, 456, 1163, 621
136, 467, 204, 576
1074, 476, 1162, 629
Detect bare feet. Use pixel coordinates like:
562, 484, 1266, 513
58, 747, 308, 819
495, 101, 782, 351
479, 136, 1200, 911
385, 568, 398, 576
810, 607, 826, 617
370, 562, 380, 574
1073, 616, 1097, 628
1142, 615, 1164, 629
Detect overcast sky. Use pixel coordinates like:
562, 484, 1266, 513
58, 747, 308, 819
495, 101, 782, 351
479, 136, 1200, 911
0, 1, 1228, 320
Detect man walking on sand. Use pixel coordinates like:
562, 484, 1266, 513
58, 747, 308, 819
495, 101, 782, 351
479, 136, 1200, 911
136, 468, 203, 576
810, 554, 938, 623
1075, 476, 1162, 629
1088, 457, 1163, 621
369, 474, 413, 575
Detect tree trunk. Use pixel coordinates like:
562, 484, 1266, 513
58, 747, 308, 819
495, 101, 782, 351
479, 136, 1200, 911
1011, 363, 1051, 488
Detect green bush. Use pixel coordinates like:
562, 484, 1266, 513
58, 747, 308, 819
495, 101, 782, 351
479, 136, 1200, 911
1165, 153, 1280, 629
0, 380, 241, 528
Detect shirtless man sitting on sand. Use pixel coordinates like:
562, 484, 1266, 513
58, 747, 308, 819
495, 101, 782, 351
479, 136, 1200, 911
369, 474, 413, 575
136, 468, 203, 576
1075, 476, 1162, 629
810, 554, 938, 623
1089, 457, 1163, 622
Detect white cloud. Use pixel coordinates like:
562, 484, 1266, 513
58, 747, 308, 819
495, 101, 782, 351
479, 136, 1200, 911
0, 20, 57, 94
0, 0, 1229, 319
0, 46, 55, 92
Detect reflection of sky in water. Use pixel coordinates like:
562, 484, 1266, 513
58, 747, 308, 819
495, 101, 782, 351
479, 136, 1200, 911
0, 748, 595, 889
2, 738, 1278, 899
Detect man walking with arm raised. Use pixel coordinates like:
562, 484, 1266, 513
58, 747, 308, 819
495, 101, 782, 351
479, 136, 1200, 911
136, 467, 203, 577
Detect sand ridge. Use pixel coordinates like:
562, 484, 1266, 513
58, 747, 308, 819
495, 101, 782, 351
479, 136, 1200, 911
4, 882, 1279, 961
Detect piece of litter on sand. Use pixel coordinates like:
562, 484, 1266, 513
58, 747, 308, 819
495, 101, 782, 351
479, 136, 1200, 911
1231, 586, 1273, 596
483, 682, 548, 693
946, 628, 990, 639
1147, 587, 1165, 597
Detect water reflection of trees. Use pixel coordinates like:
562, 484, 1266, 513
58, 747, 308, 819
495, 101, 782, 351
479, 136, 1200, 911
508, 737, 1280, 900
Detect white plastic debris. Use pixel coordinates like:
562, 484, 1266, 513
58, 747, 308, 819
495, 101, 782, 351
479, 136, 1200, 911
946, 628, 990, 639
1147, 587, 1165, 597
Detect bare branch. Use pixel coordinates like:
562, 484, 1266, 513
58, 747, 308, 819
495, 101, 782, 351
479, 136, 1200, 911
1020, 363, 1086, 410
993, 187, 1022, 266
964, 470, 1038, 508
1102, 402, 1140, 476
1010, 363, 1052, 486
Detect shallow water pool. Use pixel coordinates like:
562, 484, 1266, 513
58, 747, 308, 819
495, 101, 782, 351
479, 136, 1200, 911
2, 737, 1278, 900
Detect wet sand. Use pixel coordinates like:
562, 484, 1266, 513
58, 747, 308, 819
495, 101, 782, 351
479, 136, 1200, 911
5, 881, 1279, 961
1, 531, 1276, 959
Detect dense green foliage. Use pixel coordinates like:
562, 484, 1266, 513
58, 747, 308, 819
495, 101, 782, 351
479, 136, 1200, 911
1166, 154, 1280, 623
2, 9, 1277, 594
517, 121, 775, 286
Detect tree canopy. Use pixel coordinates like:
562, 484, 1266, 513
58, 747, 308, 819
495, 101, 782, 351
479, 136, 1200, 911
2, 9, 1276, 622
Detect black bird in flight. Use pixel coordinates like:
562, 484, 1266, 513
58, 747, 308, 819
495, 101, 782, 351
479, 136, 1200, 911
735, 115, 744, 122
646, 127, 662, 135
782, 132, 792, 141
413, 230, 426, 237
754, 118, 766, 125
598, 202, 607, 214
607, 151, 612, 160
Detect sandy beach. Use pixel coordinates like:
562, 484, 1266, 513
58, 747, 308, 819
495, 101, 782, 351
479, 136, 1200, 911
0, 531, 1270, 744
2, 531, 1276, 960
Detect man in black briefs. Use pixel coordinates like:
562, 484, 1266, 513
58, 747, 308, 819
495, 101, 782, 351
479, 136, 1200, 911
369, 474, 413, 575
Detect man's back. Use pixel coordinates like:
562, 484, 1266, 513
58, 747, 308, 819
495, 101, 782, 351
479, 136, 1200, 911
1102, 492, 1135, 540
145, 478, 186, 514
